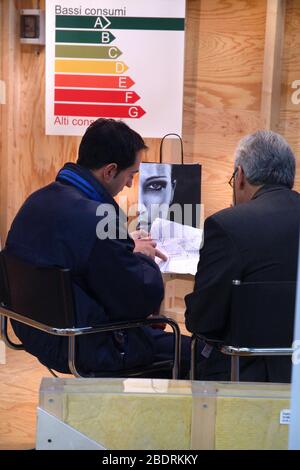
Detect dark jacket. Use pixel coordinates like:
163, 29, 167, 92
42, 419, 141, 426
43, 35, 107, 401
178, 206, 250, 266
5, 163, 164, 373
185, 185, 300, 382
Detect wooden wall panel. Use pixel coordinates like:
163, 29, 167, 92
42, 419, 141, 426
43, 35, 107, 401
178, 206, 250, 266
183, 0, 267, 216
0, 0, 81, 244
279, 0, 300, 190
0, 0, 18, 244
261, 0, 286, 131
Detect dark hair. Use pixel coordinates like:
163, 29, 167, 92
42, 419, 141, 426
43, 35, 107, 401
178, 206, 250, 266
77, 118, 147, 171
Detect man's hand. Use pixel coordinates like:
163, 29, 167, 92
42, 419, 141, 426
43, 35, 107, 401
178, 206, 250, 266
130, 229, 149, 241
131, 230, 168, 261
133, 238, 168, 261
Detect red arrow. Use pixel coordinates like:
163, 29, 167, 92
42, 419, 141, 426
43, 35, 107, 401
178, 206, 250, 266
55, 89, 140, 104
54, 103, 146, 119
55, 74, 135, 89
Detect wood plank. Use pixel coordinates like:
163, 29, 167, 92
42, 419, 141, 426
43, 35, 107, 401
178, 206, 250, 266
191, 395, 216, 450
0, 348, 52, 450
0, 0, 18, 244
261, 0, 286, 130
184, 0, 266, 112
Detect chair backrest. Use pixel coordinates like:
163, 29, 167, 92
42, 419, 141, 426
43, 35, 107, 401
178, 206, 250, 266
0, 250, 75, 329
229, 281, 296, 348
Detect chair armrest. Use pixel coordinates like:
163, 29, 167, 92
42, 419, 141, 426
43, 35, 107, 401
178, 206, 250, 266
221, 345, 295, 357
0, 305, 180, 338
84, 316, 180, 335
66, 316, 181, 380
84, 317, 181, 380
0, 305, 181, 379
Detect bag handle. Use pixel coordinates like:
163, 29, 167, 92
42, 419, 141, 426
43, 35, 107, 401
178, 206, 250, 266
159, 133, 184, 164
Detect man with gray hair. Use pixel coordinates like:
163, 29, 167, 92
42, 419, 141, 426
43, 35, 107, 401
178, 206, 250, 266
185, 130, 300, 382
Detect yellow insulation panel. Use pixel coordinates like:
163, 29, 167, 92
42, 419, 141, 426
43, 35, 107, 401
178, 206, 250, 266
215, 396, 289, 450
62, 380, 193, 450
39, 378, 291, 450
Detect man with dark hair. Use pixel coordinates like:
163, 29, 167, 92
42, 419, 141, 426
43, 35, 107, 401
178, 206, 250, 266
185, 130, 300, 383
5, 118, 190, 377
78, 118, 146, 173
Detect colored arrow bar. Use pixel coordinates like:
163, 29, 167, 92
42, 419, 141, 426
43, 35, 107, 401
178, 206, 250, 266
55, 103, 146, 119
56, 16, 185, 31
55, 60, 128, 74
91, 15, 111, 30
55, 74, 135, 89
55, 30, 115, 44
55, 45, 122, 60
55, 89, 140, 104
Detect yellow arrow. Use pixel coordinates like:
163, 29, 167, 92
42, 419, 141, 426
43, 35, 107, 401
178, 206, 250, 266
55, 60, 128, 74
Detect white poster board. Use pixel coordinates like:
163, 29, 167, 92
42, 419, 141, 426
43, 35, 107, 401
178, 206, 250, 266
45, 0, 186, 137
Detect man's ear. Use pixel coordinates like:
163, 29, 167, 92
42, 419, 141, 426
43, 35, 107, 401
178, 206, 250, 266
236, 166, 245, 189
103, 163, 118, 182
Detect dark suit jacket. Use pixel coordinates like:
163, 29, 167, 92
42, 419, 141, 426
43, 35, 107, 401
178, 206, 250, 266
5, 163, 164, 373
185, 185, 300, 382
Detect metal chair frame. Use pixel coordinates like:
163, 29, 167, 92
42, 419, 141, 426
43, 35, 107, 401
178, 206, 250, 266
190, 279, 295, 381
0, 250, 181, 379
191, 334, 294, 381
0, 305, 181, 379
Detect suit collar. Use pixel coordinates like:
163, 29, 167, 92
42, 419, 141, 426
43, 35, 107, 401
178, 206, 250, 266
252, 184, 291, 200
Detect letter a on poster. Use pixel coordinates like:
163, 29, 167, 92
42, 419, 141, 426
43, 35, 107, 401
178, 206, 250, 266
46, 0, 186, 137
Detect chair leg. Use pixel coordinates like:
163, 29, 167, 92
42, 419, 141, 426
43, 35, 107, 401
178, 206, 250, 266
68, 336, 84, 377
0, 315, 24, 350
47, 367, 59, 378
168, 319, 181, 379
231, 355, 240, 382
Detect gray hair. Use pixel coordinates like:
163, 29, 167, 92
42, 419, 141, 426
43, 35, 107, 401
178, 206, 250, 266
234, 130, 296, 189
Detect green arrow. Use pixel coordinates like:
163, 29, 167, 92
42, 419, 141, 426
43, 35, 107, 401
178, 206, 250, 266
93, 16, 111, 30
55, 45, 122, 59
55, 30, 116, 44
56, 16, 185, 31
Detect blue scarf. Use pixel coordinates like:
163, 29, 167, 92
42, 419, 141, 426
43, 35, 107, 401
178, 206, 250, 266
56, 166, 104, 202
56, 163, 131, 242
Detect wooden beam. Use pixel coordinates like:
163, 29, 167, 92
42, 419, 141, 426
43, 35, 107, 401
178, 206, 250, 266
0, 1, 19, 244
261, 0, 286, 130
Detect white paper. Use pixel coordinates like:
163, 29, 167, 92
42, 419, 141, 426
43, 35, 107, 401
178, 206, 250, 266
150, 218, 203, 275
280, 409, 291, 425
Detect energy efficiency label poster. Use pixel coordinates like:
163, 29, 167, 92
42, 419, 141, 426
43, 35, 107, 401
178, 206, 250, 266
45, 0, 186, 137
